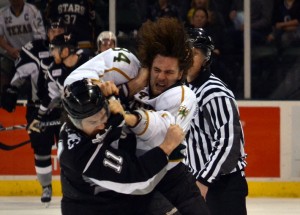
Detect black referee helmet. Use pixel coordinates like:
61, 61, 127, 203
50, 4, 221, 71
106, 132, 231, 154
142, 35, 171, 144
188, 28, 215, 65
62, 79, 108, 119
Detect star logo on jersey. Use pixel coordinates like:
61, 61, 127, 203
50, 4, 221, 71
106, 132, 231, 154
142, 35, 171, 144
178, 105, 190, 119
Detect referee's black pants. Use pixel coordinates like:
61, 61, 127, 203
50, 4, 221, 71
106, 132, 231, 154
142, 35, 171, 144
206, 171, 248, 215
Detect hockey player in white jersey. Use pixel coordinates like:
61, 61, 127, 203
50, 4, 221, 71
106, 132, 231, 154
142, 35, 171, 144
63, 18, 209, 214
125, 17, 208, 215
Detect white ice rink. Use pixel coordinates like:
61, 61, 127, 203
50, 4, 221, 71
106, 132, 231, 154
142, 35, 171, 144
0, 197, 300, 215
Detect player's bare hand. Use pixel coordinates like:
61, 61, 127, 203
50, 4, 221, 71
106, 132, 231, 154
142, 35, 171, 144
196, 181, 208, 201
108, 99, 124, 115
97, 81, 119, 97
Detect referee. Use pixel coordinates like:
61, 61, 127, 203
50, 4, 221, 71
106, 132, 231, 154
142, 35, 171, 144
185, 28, 248, 215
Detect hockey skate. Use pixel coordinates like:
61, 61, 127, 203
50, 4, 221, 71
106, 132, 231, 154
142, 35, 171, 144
41, 185, 52, 207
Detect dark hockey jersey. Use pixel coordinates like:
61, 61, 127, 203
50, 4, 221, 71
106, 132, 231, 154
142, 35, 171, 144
40, 50, 90, 111
11, 39, 53, 102
57, 118, 168, 203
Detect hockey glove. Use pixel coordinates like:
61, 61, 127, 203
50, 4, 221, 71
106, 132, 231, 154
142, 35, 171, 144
169, 143, 187, 162
27, 109, 47, 133
1, 85, 18, 112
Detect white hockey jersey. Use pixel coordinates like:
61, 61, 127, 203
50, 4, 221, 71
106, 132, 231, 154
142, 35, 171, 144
129, 84, 197, 169
0, 3, 46, 49
64, 48, 140, 87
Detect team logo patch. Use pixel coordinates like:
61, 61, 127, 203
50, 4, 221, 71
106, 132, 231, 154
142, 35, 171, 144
178, 105, 190, 119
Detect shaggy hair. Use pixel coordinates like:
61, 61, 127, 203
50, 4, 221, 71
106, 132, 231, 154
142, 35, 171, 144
137, 17, 193, 81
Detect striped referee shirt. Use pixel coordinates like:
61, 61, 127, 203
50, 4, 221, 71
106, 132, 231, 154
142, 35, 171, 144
185, 69, 247, 186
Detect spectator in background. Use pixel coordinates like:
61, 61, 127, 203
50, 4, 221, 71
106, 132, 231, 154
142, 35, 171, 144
187, 0, 210, 25
0, 0, 46, 92
45, 0, 96, 54
190, 7, 231, 86
191, 7, 222, 55
187, 0, 226, 36
267, 0, 300, 49
96, 31, 117, 54
146, 0, 181, 21
229, 0, 273, 48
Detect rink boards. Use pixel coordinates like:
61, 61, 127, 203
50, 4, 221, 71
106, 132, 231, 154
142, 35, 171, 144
0, 101, 300, 197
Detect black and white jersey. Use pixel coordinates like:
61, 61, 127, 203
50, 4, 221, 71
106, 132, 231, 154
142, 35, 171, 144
39, 50, 90, 112
185, 69, 247, 186
0, 3, 46, 49
46, 0, 95, 44
11, 39, 52, 102
57, 119, 168, 201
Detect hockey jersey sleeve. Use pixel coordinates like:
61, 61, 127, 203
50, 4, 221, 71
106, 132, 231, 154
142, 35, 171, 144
64, 48, 140, 87
37, 64, 61, 114
11, 42, 40, 88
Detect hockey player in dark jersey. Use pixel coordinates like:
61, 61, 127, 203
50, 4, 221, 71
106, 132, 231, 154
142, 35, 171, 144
1, 18, 65, 205
27, 33, 91, 204
59, 78, 185, 215
28, 31, 92, 132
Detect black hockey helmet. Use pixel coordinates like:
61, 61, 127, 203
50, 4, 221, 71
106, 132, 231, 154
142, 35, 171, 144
187, 28, 215, 63
49, 32, 77, 53
62, 79, 108, 119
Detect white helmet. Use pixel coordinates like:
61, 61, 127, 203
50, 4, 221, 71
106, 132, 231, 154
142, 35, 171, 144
97, 31, 117, 47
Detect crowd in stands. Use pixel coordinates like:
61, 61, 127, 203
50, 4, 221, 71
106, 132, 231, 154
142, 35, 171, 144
1, 0, 300, 99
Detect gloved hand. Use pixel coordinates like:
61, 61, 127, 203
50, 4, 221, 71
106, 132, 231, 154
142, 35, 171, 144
1, 85, 18, 112
169, 143, 187, 161
27, 119, 41, 133
27, 109, 47, 133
